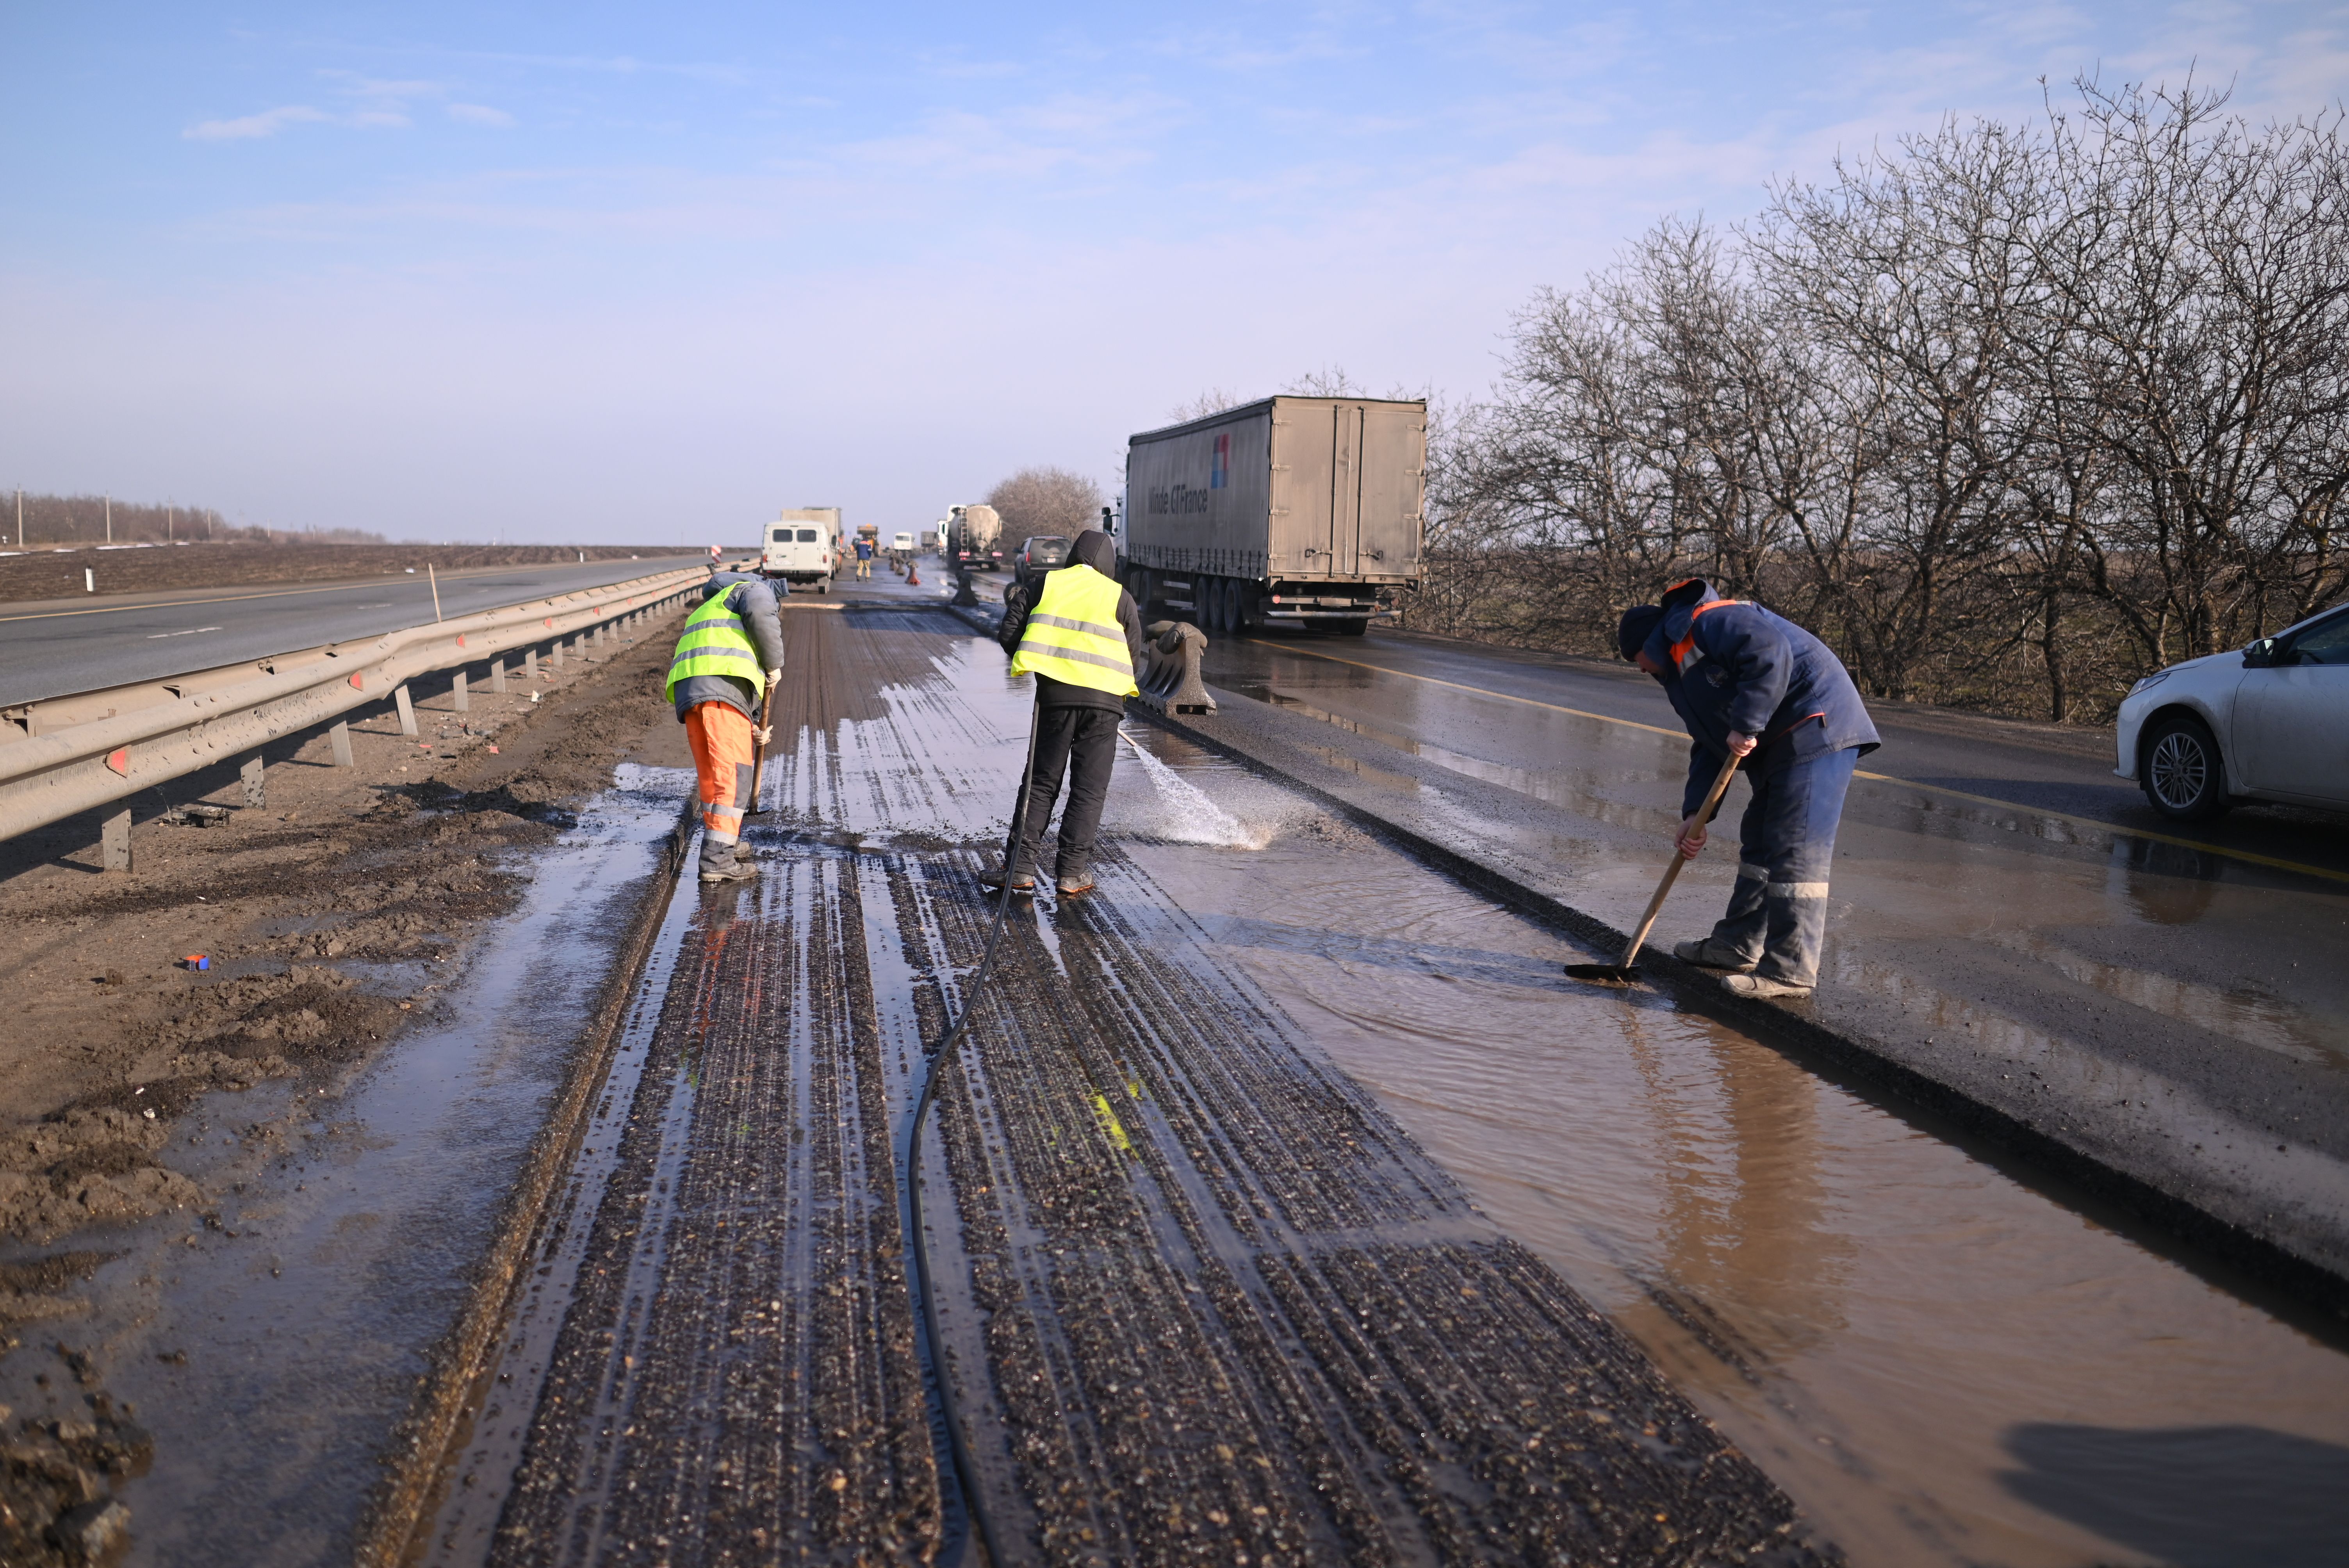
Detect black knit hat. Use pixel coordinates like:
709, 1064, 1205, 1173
1617, 604, 1664, 662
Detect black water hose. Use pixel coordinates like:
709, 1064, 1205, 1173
906, 685, 1042, 1567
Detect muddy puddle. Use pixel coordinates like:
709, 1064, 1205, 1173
0, 772, 688, 1568
1105, 728, 2349, 1568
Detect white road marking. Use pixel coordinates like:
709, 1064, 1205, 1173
146, 625, 223, 639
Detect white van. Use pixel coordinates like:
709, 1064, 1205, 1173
761, 507, 840, 594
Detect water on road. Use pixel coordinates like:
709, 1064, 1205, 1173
1113, 729, 2349, 1568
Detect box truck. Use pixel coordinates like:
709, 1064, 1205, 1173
761, 507, 841, 594
1123, 396, 1424, 636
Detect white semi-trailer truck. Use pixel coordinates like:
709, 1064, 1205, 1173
1123, 396, 1424, 636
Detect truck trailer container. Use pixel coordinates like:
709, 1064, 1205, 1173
1123, 396, 1424, 636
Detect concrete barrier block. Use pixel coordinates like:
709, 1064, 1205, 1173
1138, 622, 1215, 715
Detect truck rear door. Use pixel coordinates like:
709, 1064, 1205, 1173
1357, 403, 1425, 577
1324, 404, 1364, 577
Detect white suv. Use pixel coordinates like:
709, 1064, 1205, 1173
2115, 602, 2349, 820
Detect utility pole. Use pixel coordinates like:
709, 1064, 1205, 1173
105, 494, 112, 544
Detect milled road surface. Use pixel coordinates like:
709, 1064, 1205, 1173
1185, 628, 2349, 1303
436, 604, 1830, 1566
0, 554, 708, 707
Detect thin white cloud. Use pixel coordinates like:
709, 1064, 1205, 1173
447, 103, 516, 128
183, 105, 331, 141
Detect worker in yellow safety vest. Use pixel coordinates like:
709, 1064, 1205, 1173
668, 570, 788, 882
981, 528, 1144, 897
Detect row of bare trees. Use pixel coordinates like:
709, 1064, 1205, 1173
0, 491, 384, 548
1417, 80, 2349, 722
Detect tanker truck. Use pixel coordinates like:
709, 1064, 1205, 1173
1123, 395, 1424, 636
945, 504, 1006, 571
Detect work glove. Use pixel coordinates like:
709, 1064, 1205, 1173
754, 725, 774, 746
766, 668, 782, 686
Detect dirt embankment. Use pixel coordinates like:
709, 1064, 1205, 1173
0, 543, 702, 604
0, 612, 694, 1563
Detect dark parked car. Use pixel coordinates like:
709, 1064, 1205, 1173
1013, 535, 1070, 592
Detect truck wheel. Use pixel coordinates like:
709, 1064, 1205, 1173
1336, 617, 1369, 636
2140, 712, 2230, 821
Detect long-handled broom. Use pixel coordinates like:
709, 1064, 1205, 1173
1564, 745, 1744, 985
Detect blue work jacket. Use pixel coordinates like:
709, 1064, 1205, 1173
1639, 580, 1880, 817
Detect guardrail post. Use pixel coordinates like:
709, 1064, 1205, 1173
490, 659, 507, 694
242, 754, 266, 809
453, 670, 470, 713
102, 808, 131, 872
552, 640, 565, 669
524, 649, 538, 681
396, 683, 418, 735
331, 721, 354, 767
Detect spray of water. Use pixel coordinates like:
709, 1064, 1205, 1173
1119, 731, 1271, 850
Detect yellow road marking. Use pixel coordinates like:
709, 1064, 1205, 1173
1239, 638, 2349, 887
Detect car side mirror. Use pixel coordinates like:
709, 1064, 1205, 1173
2242, 638, 2280, 668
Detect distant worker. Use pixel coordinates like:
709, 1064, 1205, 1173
1618, 577, 1879, 998
668, 569, 787, 883
982, 528, 1144, 897
854, 535, 874, 579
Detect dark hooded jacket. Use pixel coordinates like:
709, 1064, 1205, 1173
1638, 578, 1880, 817
672, 571, 788, 723
996, 529, 1144, 713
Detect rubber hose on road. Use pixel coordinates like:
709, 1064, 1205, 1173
906, 685, 1042, 1568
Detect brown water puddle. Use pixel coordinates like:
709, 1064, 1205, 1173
1108, 731, 2349, 1568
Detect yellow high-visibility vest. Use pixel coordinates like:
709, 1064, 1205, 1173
665, 588, 767, 702
1009, 563, 1139, 697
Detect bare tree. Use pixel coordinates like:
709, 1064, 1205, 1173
987, 466, 1105, 548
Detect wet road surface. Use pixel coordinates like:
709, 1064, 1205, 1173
0, 554, 706, 707
1113, 742, 2349, 1565
434, 608, 1825, 1566
416, 601, 2349, 1567
1187, 629, 2349, 1299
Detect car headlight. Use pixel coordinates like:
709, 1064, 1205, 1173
2128, 670, 2172, 698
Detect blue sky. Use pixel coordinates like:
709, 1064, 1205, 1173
4, 2, 2343, 543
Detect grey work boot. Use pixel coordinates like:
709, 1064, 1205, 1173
1673, 937, 1757, 973
1054, 873, 1096, 898
1722, 973, 1811, 1000
699, 848, 759, 884
977, 867, 1035, 895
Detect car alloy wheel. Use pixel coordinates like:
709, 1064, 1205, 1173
2141, 713, 2229, 820
2149, 730, 2205, 809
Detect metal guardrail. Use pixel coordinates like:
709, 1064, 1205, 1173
0, 565, 709, 853
1137, 620, 1215, 715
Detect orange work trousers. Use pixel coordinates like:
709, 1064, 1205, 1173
683, 701, 758, 845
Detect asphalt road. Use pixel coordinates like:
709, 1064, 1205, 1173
0, 554, 709, 708
1187, 626, 2349, 1299
435, 604, 1825, 1568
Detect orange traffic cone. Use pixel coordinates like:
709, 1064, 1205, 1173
906, 562, 920, 586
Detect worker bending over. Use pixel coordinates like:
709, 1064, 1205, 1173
1619, 578, 1879, 998
983, 528, 1144, 897
668, 570, 787, 883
